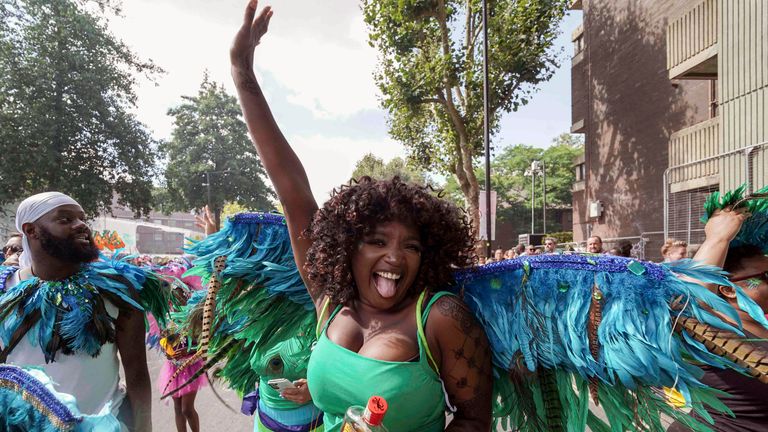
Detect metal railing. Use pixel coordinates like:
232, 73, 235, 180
663, 141, 768, 242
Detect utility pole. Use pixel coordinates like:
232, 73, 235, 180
201, 169, 231, 227
530, 168, 536, 233
542, 162, 547, 234
482, 0, 491, 257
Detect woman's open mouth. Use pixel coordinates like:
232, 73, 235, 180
373, 271, 401, 298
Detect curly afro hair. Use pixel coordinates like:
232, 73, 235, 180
305, 176, 475, 304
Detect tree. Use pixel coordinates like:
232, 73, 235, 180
160, 75, 275, 229
362, 0, 569, 233
0, 0, 161, 216
443, 134, 583, 238
351, 153, 430, 185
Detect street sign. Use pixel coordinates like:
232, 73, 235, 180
478, 190, 497, 240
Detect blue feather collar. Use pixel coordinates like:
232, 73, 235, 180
0, 260, 146, 362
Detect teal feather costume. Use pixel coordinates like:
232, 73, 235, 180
0, 254, 171, 362
168, 212, 767, 431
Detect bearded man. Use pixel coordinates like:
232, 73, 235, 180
0, 192, 162, 431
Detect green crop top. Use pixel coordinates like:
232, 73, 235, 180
306, 291, 451, 432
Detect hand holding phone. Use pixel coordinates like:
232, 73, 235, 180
267, 378, 296, 391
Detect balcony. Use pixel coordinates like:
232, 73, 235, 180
668, 117, 720, 193
667, 0, 718, 80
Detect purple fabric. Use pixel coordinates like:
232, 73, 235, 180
241, 389, 259, 416
242, 388, 323, 432
258, 408, 323, 432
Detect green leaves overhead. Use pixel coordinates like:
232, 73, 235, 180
362, 0, 569, 229
0, 0, 162, 216
159, 75, 275, 228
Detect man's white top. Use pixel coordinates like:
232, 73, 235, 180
4, 270, 124, 415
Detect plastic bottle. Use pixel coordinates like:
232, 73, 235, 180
341, 395, 389, 432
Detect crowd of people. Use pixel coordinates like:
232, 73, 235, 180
478, 235, 693, 266
0, 1, 767, 431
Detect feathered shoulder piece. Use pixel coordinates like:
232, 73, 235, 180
454, 254, 756, 431
162, 212, 314, 398
0, 255, 171, 363
0, 364, 122, 431
701, 184, 768, 253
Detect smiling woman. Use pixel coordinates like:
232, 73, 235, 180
229, 1, 492, 430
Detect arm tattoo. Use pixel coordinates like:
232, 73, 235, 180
437, 296, 474, 333
437, 297, 492, 396
234, 59, 262, 95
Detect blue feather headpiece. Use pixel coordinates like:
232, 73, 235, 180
701, 184, 768, 254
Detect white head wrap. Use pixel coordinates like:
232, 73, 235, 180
15, 192, 81, 269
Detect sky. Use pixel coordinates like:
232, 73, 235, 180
108, 0, 582, 203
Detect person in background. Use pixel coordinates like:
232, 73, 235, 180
504, 249, 515, 260
1, 192, 152, 430
661, 239, 688, 262
525, 245, 539, 256
666, 205, 768, 431
515, 244, 526, 257
493, 248, 504, 262
1, 233, 22, 266
543, 237, 558, 254
587, 236, 603, 254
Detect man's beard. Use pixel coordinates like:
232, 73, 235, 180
38, 226, 100, 264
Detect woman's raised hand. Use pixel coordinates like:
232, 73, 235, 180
230, 0, 273, 71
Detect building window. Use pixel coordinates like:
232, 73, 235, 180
575, 163, 586, 181
573, 33, 584, 56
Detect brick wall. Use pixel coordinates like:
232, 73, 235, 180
571, 0, 712, 242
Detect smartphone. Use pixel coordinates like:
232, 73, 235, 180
267, 378, 296, 391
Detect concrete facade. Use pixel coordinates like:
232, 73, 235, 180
570, 0, 713, 255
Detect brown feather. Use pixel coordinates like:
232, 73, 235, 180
676, 316, 768, 384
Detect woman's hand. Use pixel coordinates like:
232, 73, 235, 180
230, 0, 273, 72
194, 205, 217, 236
704, 207, 750, 245
280, 379, 312, 404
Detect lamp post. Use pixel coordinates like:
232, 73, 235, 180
525, 166, 536, 234
526, 160, 546, 234
481, 0, 491, 257
201, 169, 231, 211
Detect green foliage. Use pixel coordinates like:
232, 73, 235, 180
0, 0, 162, 216
444, 134, 582, 237
362, 0, 569, 226
548, 231, 573, 244
351, 153, 430, 185
159, 75, 275, 227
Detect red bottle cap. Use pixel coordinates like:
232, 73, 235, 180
364, 395, 388, 426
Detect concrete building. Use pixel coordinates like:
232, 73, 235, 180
570, 0, 767, 259
106, 202, 204, 255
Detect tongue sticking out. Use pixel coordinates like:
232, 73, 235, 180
375, 275, 398, 298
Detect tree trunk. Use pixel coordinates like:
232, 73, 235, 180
214, 207, 222, 231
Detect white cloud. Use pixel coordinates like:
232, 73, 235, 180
108, 0, 381, 141
254, 10, 380, 118
286, 133, 405, 204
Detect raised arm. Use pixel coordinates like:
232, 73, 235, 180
230, 0, 319, 294
693, 208, 748, 268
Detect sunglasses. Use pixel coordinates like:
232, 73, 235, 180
3, 245, 22, 255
